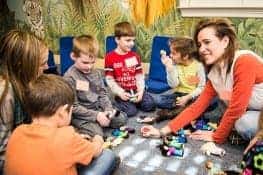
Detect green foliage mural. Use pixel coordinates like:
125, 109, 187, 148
43, 0, 129, 58
5, 0, 263, 62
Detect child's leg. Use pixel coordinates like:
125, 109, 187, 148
235, 110, 260, 140
138, 92, 156, 112
110, 111, 128, 128
155, 93, 177, 109
78, 149, 120, 175
114, 97, 138, 117
71, 119, 104, 137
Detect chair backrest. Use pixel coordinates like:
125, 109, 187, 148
105, 36, 117, 53
145, 36, 171, 93
59, 36, 74, 75
105, 35, 136, 53
44, 50, 59, 74
148, 36, 170, 82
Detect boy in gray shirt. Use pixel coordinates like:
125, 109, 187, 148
64, 35, 127, 137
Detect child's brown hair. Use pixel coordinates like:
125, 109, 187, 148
169, 37, 197, 59
24, 74, 74, 118
114, 21, 135, 38
71, 35, 99, 57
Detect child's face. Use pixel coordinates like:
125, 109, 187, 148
170, 49, 188, 65
72, 52, 96, 74
115, 36, 135, 53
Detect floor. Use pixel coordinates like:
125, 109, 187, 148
107, 110, 245, 175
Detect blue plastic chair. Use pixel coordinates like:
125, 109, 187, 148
44, 50, 59, 74
59, 36, 74, 75
105, 36, 117, 53
105, 36, 136, 53
145, 36, 171, 93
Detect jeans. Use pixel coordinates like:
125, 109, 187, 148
114, 91, 156, 117
154, 92, 188, 109
235, 110, 260, 140
78, 149, 118, 175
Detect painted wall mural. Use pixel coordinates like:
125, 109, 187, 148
4, 0, 263, 62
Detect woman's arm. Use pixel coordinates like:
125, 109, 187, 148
168, 81, 216, 133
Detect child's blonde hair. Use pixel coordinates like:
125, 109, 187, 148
114, 21, 135, 38
169, 37, 197, 59
71, 35, 99, 57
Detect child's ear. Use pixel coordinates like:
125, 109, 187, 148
115, 37, 120, 44
183, 54, 189, 61
57, 104, 69, 117
70, 52, 77, 61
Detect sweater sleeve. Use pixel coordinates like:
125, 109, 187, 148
166, 65, 179, 88
212, 56, 258, 143
168, 81, 216, 132
69, 127, 97, 165
104, 53, 125, 96
96, 71, 113, 111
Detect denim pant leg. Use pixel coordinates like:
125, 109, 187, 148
78, 149, 118, 175
235, 110, 260, 140
155, 93, 176, 109
114, 97, 138, 117
138, 92, 156, 112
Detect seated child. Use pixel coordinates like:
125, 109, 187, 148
104, 21, 156, 117
242, 110, 263, 175
64, 35, 127, 137
4, 74, 119, 175
148, 37, 206, 123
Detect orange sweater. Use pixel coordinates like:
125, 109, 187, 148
168, 55, 263, 143
5, 124, 97, 175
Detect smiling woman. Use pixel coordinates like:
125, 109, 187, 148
141, 18, 263, 145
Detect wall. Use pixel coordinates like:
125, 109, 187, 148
4, 0, 263, 62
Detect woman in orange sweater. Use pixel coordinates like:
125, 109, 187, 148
141, 18, 263, 144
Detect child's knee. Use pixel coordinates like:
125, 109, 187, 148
126, 106, 138, 117
110, 112, 128, 128
235, 114, 258, 140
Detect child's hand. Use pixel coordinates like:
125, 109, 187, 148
93, 135, 104, 144
134, 91, 144, 103
244, 136, 259, 154
119, 91, 131, 101
96, 112, 110, 127
161, 54, 173, 67
176, 95, 191, 107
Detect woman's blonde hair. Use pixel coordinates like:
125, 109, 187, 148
0, 29, 47, 106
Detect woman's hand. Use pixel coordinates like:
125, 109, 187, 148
189, 130, 214, 142
140, 125, 161, 138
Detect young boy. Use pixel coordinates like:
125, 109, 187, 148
64, 35, 127, 137
104, 21, 155, 117
4, 74, 119, 175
